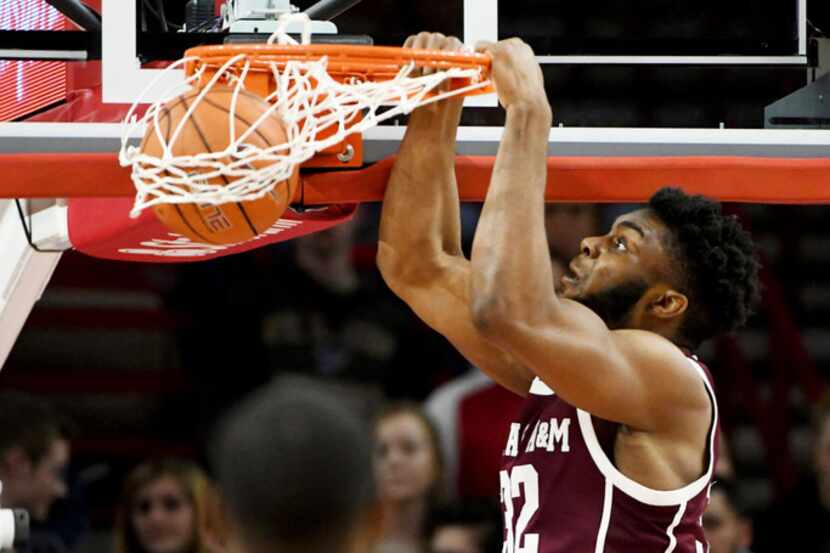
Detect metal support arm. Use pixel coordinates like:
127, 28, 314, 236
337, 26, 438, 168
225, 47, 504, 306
45, 0, 101, 32
304, 0, 362, 21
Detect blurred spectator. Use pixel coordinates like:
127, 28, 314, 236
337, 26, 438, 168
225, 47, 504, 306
0, 392, 75, 553
257, 217, 465, 395
173, 214, 466, 437
703, 480, 753, 553
211, 377, 378, 553
425, 500, 502, 553
754, 394, 830, 552
259, 218, 396, 379
374, 403, 445, 553
0, 392, 72, 520
424, 370, 522, 499
114, 459, 227, 553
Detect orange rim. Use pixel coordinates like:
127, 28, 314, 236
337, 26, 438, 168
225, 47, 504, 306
184, 44, 492, 93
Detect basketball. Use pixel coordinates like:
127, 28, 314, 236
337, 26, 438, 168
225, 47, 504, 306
141, 87, 299, 245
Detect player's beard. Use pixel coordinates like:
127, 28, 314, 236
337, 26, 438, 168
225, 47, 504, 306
573, 278, 649, 330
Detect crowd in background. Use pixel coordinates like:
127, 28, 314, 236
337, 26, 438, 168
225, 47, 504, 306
1, 202, 829, 553
6, 380, 830, 553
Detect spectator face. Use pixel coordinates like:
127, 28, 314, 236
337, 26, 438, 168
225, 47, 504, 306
5, 437, 70, 520
702, 489, 751, 553
430, 525, 482, 553
131, 476, 196, 553
374, 413, 439, 503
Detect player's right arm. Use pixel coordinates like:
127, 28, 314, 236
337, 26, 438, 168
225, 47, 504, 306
377, 32, 534, 396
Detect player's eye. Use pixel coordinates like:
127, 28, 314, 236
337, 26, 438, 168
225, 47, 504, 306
613, 236, 628, 251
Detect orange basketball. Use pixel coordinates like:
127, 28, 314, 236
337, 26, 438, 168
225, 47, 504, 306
141, 87, 299, 245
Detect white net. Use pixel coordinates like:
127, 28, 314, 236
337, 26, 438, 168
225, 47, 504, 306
119, 13, 490, 219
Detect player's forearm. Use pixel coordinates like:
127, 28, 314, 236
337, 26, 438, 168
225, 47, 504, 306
378, 106, 464, 282
470, 101, 554, 323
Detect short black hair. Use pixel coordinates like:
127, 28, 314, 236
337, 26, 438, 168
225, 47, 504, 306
211, 378, 375, 552
648, 187, 761, 347
426, 500, 503, 553
0, 392, 74, 464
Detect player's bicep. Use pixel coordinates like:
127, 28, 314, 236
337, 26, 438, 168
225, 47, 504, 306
488, 300, 704, 428
396, 260, 534, 396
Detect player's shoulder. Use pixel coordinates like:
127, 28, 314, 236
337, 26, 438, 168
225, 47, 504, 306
610, 328, 692, 364
611, 329, 710, 402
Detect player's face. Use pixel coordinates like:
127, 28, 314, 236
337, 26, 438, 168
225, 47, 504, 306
131, 476, 196, 553
702, 490, 752, 553
558, 209, 674, 329
374, 413, 439, 503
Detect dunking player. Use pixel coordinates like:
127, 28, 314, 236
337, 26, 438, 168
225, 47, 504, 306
378, 33, 760, 552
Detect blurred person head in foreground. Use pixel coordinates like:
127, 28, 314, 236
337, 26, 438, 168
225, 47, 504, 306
212, 378, 379, 553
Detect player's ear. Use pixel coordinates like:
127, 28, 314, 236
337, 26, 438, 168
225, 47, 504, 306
648, 287, 688, 319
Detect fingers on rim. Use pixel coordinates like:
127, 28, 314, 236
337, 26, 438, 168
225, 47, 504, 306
444, 36, 464, 52
406, 32, 465, 51
475, 40, 495, 53
405, 32, 468, 77
424, 33, 449, 75
417, 31, 436, 50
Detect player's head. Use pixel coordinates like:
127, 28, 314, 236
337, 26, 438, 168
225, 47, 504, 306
0, 392, 73, 520
702, 480, 752, 553
212, 378, 378, 553
558, 187, 761, 348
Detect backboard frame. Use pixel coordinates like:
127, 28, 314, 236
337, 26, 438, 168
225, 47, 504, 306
101, 0, 812, 105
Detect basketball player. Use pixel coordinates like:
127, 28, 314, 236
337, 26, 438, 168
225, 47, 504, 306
378, 33, 760, 552
211, 379, 379, 553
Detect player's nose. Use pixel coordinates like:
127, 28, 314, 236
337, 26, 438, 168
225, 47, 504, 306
580, 236, 600, 258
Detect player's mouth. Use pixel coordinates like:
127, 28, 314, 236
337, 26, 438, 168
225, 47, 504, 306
561, 263, 581, 286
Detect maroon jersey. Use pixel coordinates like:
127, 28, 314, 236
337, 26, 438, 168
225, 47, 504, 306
500, 356, 718, 553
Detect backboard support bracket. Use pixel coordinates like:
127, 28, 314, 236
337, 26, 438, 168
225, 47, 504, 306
766, 40, 830, 129
0, 200, 64, 370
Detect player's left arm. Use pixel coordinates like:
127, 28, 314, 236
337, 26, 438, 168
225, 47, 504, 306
470, 39, 710, 431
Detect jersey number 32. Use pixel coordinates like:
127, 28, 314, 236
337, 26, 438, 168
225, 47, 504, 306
500, 464, 540, 553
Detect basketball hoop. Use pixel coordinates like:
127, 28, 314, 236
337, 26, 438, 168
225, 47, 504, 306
119, 12, 492, 219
